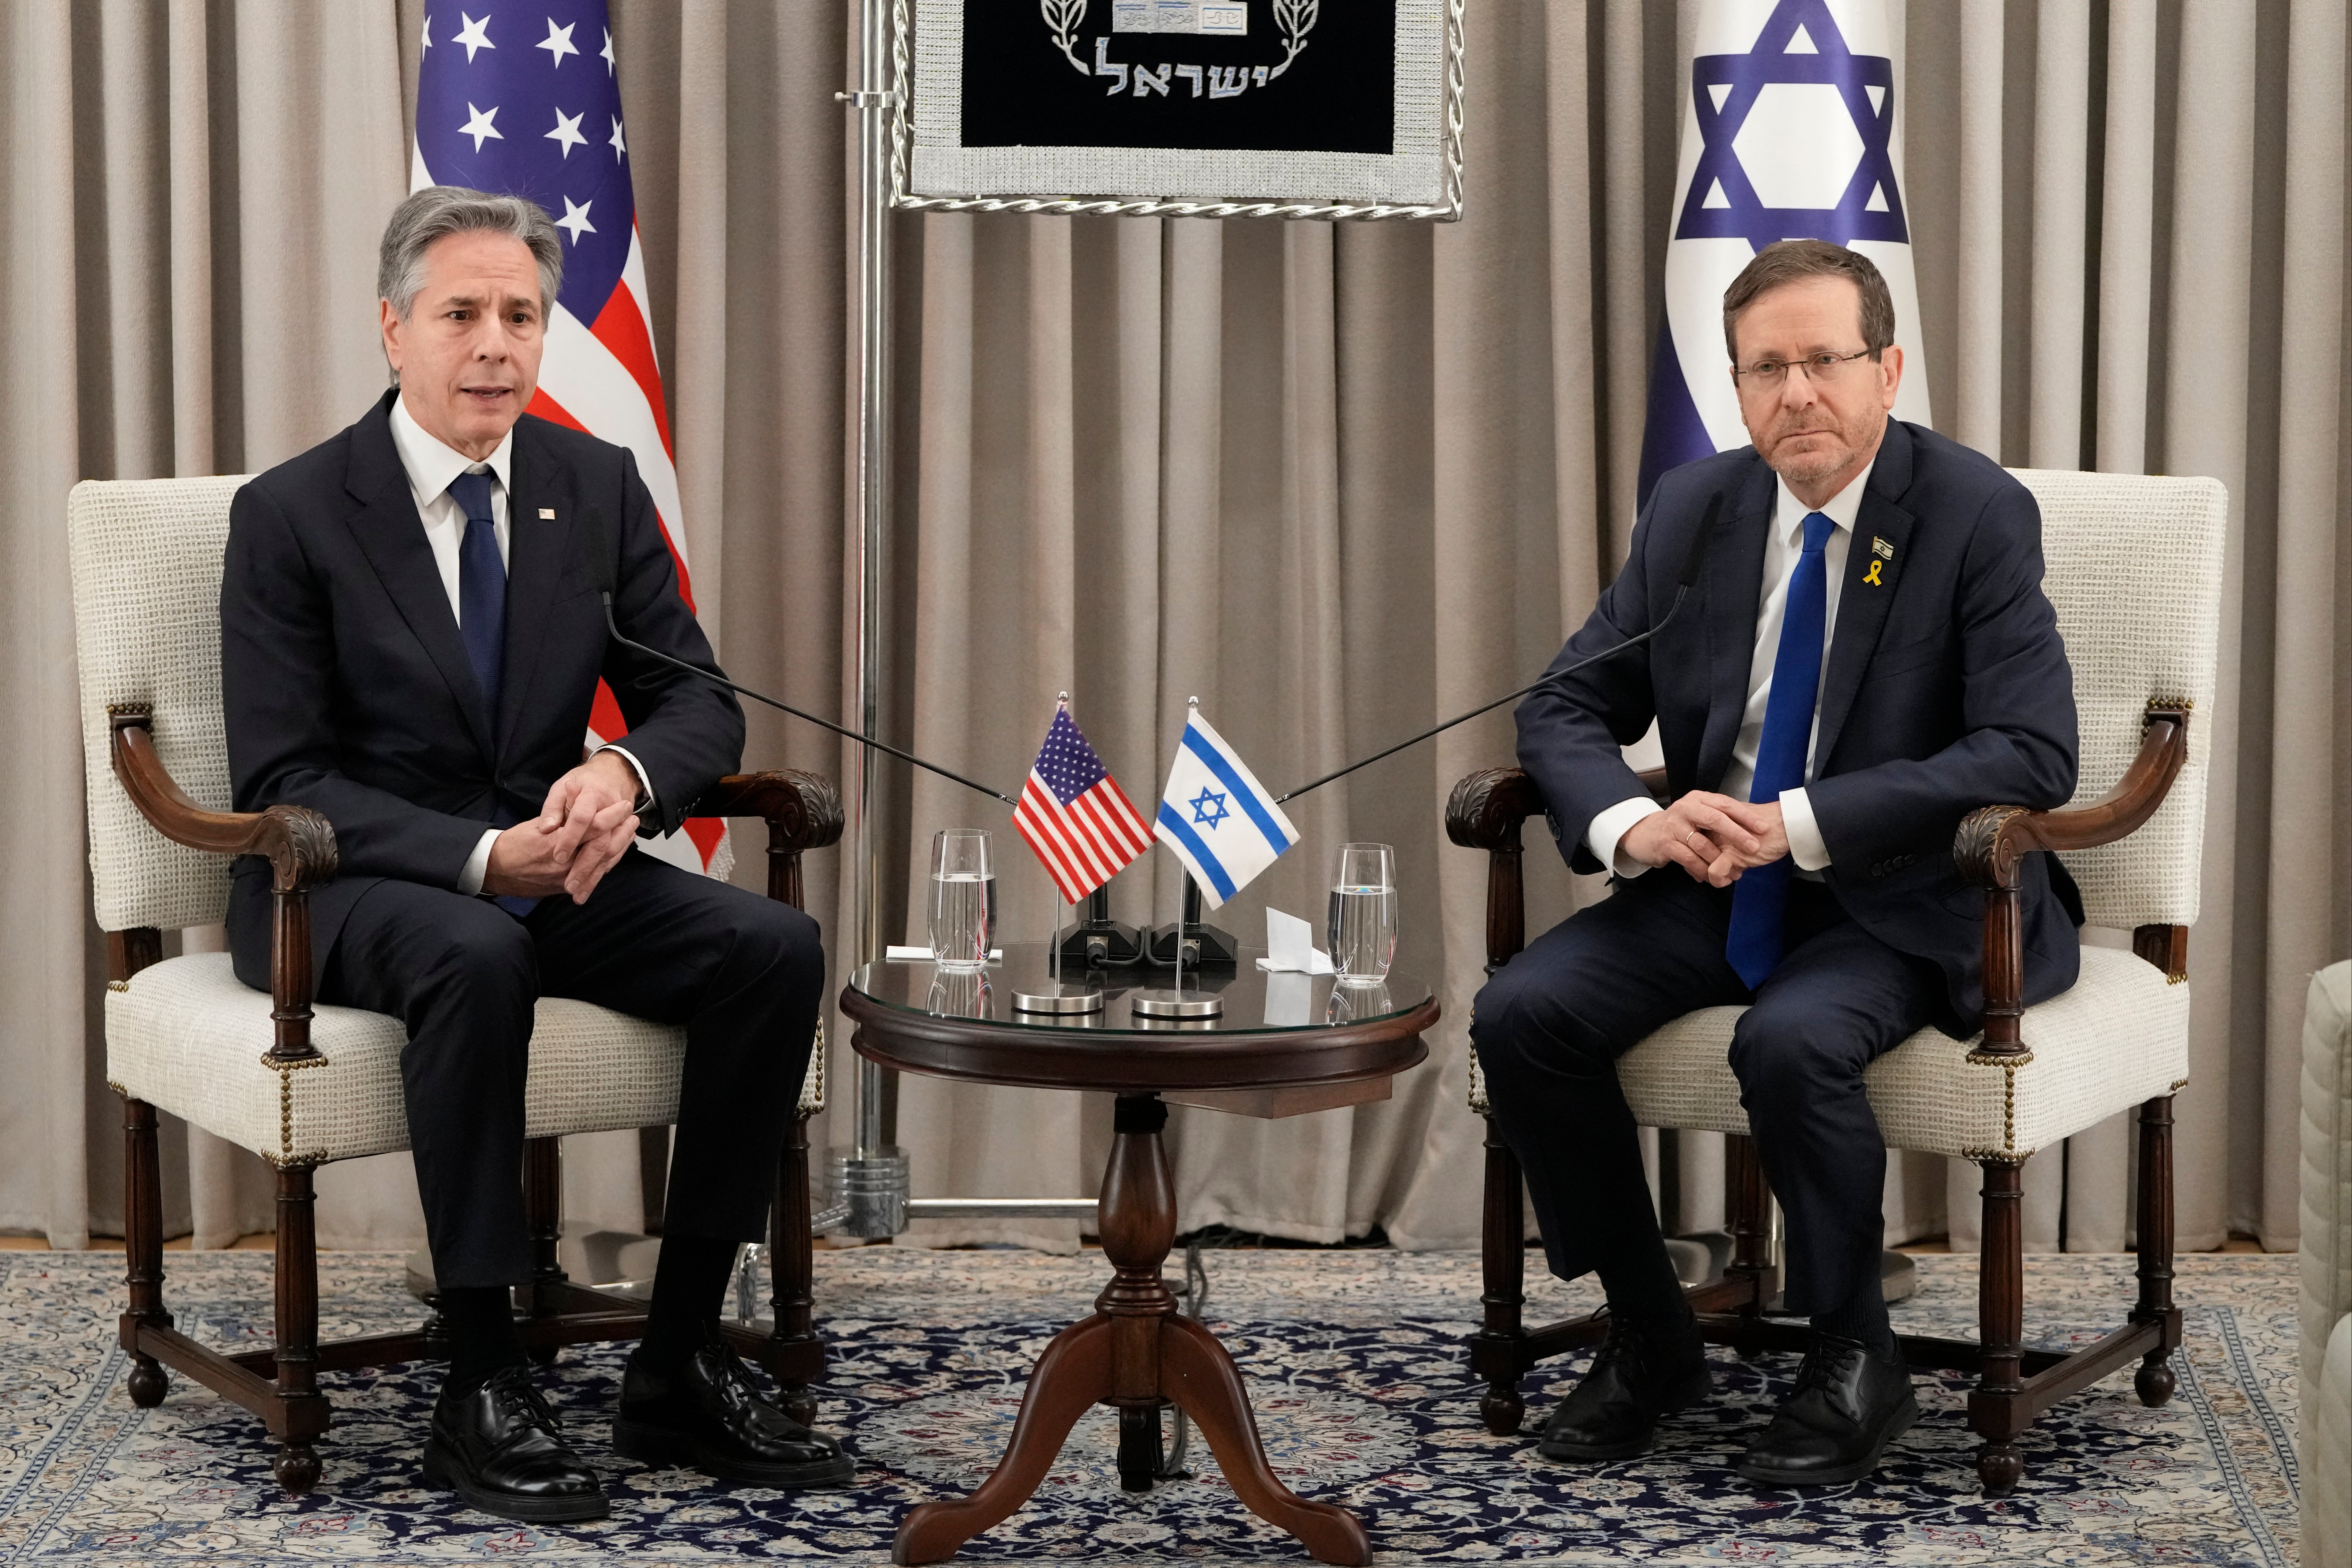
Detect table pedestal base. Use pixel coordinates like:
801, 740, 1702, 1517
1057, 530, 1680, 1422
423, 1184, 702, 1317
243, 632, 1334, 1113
890, 1096, 1370, 1567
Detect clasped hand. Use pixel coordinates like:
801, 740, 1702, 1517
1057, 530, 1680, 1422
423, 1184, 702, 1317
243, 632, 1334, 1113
1621, 792, 1790, 887
483, 750, 642, 903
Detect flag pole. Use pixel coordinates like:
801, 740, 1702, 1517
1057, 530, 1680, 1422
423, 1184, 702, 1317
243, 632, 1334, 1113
844, 0, 902, 1215
1052, 692, 1067, 992
1177, 696, 1197, 999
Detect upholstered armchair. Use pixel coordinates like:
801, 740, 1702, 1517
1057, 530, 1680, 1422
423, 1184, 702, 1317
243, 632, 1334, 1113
1446, 468, 2228, 1493
68, 475, 840, 1495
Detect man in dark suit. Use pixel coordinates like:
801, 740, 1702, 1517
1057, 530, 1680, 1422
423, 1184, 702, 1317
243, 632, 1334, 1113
222, 187, 850, 1521
1471, 240, 2079, 1487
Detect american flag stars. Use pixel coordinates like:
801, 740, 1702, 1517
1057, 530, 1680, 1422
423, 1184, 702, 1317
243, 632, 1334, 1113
416, 9, 630, 325
535, 18, 580, 67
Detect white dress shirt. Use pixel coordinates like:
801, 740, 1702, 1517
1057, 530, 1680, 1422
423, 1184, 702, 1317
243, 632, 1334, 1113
388, 395, 652, 897
1588, 458, 1876, 881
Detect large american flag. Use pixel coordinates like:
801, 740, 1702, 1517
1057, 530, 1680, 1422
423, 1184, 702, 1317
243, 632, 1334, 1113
1014, 705, 1152, 904
412, 2, 725, 877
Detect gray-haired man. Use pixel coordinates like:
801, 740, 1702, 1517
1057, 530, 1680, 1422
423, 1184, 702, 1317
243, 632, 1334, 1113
220, 187, 850, 1519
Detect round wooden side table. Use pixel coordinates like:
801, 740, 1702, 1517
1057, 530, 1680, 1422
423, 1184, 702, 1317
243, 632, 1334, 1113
841, 946, 1436, 1567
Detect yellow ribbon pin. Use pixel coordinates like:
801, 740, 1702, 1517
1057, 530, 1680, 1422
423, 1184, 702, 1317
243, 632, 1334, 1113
1863, 559, 1885, 586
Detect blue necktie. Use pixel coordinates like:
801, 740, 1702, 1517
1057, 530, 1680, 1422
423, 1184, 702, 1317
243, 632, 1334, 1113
448, 471, 536, 918
1724, 510, 1834, 989
449, 471, 505, 711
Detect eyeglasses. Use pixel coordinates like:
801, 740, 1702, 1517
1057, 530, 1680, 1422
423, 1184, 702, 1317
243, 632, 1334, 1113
1731, 348, 1878, 392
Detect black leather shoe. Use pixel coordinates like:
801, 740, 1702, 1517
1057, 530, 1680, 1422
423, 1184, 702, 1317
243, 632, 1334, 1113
1537, 1315, 1712, 1461
422, 1363, 609, 1522
614, 1340, 854, 1488
1737, 1331, 1919, 1487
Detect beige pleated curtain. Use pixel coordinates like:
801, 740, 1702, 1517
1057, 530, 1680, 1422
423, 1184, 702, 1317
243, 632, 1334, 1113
2, 1, 2343, 1264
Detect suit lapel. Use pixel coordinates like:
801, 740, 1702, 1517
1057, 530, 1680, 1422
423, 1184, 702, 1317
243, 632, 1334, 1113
341, 393, 497, 762
1813, 421, 1917, 769
1695, 459, 1776, 791
495, 418, 580, 759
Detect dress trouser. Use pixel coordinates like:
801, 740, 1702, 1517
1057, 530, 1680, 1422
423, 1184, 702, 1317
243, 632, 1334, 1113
1469, 870, 1948, 1319
280, 847, 824, 1290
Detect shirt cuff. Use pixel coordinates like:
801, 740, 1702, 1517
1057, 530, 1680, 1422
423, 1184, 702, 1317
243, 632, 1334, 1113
1588, 797, 1666, 880
1781, 786, 1832, 871
594, 743, 658, 815
457, 828, 501, 897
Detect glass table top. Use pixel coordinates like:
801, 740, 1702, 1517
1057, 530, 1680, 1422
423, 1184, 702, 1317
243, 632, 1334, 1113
847, 943, 1431, 1035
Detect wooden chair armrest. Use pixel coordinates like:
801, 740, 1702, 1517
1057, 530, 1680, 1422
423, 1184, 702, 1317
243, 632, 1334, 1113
108, 705, 332, 1062
108, 706, 336, 893
690, 770, 843, 913
694, 771, 844, 854
1444, 764, 1669, 855
1954, 703, 2191, 892
1953, 702, 2192, 1058
1445, 768, 1541, 852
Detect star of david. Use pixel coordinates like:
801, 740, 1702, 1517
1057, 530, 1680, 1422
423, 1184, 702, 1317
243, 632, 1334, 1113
1676, 0, 1908, 252
1188, 788, 1230, 830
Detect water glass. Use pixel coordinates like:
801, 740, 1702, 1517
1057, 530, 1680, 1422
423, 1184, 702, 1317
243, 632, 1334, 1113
929, 829, 996, 968
1326, 841, 1397, 984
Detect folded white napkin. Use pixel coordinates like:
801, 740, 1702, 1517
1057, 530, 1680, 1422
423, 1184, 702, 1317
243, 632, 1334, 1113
1253, 908, 1334, 974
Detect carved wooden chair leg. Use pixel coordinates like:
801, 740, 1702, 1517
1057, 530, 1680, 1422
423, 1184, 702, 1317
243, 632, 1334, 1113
522, 1136, 566, 1364
767, 1112, 822, 1426
271, 1164, 328, 1495
121, 1094, 171, 1407
2131, 1094, 2181, 1405
1724, 1134, 1775, 1353
1470, 1118, 1528, 1435
1969, 1158, 2027, 1494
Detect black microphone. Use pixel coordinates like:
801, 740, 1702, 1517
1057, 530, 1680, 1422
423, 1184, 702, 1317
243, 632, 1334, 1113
585, 506, 1019, 806
1273, 492, 1721, 805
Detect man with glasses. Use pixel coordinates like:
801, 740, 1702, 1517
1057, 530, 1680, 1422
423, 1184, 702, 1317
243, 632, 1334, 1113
1472, 239, 2080, 1486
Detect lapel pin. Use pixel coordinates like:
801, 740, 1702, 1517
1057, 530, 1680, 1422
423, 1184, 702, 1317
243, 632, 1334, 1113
1871, 535, 1893, 559
538, 508, 556, 519
1863, 558, 1885, 586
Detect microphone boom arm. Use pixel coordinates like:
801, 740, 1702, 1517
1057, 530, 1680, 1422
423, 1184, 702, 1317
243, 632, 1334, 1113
1272, 583, 1690, 807
600, 595, 1019, 807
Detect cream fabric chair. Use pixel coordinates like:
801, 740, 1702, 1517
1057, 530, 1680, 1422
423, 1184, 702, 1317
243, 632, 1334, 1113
69, 475, 841, 1495
2303, 962, 2351, 1568
1447, 468, 2227, 1494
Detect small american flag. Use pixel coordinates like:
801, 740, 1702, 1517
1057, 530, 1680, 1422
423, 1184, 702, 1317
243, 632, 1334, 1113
1014, 703, 1151, 904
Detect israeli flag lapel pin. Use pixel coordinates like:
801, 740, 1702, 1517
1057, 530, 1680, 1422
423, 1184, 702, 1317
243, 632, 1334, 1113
1864, 535, 1893, 586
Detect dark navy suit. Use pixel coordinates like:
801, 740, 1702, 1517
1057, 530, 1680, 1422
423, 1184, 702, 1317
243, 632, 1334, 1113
221, 389, 823, 1289
1471, 419, 2080, 1318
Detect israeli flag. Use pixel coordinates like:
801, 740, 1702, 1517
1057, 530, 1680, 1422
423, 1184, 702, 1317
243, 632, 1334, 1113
1154, 706, 1297, 909
1639, 0, 1932, 505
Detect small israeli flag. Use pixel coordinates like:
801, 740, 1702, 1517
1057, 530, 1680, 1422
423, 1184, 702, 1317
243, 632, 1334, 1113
1153, 703, 1297, 909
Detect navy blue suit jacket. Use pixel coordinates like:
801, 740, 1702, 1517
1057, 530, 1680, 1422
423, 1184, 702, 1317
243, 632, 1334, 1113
220, 389, 744, 983
1516, 419, 2082, 1032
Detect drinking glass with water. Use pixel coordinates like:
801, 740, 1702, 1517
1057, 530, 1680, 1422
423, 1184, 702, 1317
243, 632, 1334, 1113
929, 829, 996, 968
1327, 842, 1397, 984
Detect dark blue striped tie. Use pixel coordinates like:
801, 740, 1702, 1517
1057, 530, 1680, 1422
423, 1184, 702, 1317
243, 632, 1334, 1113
1724, 510, 1834, 989
447, 471, 536, 918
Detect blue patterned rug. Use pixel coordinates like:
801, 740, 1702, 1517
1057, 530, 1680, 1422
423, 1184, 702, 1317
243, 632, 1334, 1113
0, 1248, 2299, 1565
